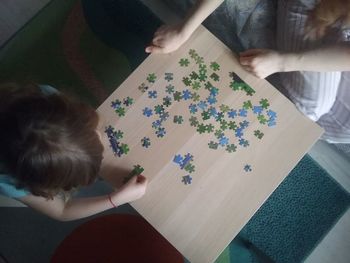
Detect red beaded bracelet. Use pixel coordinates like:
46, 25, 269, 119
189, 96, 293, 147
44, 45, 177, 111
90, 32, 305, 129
108, 194, 117, 208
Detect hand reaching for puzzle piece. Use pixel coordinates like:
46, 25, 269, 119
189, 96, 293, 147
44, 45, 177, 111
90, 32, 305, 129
112, 175, 148, 206
239, 49, 285, 79
145, 24, 190, 54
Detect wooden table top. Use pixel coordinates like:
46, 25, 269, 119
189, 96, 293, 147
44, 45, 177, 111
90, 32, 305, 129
97, 26, 323, 263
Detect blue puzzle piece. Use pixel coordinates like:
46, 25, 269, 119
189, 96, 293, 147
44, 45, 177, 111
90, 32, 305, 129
208, 107, 218, 117
143, 107, 153, 117
148, 90, 157, 99
159, 112, 170, 121
267, 110, 277, 118
152, 120, 162, 129
215, 112, 224, 121
156, 127, 166, 138
238, 108, 248, 117
173, 154, 183, 165
111, 100, 122, 109
109, 137, 123, 157
219, 136, 229, 146
239, 138, 249, 147
164, 72, 173, 82
181, 154, 193, 169
240, 120, 250, 129
235, 128, 244, 138
209, 87, 219, 96
268, 119, 276, 127
104, 126, 114, 138
207, 95, 217, 105
189, 104, 198, 114
227, 109, 237, 118
198, 101, 208, 111
244, 164, 252, 172
253, 106, 263, 115
182, 90, 192, 100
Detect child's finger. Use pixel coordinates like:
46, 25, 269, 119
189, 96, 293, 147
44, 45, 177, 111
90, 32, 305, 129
147, 46, 166, 54
145, 45, 163, 53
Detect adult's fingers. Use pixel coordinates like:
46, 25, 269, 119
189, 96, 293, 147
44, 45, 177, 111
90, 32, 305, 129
239, 56, 254, 66
239, 49, 263, 57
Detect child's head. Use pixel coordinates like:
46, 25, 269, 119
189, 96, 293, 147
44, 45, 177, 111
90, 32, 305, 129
306, 0, 350, 40
0, 83, 104, 198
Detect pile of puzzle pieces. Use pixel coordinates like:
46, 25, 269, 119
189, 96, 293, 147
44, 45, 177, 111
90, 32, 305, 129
173, 153, 196, 185
104, 125, 130, 157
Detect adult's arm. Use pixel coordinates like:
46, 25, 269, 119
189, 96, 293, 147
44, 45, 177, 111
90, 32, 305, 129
239, 44, 350, 78
145, 0, 224, 54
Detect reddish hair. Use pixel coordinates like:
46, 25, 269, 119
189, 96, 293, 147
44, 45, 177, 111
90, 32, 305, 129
306, 0, 350, 39
0, 83, 104, 198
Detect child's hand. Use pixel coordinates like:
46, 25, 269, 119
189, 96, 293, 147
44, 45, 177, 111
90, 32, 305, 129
239, 49, 285, 79
145, 24, 190, 54
112, 175, 148, 205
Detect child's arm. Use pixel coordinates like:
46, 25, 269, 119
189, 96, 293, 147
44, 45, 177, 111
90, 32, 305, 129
17, 175, 147, 221
239, 44, 350, 78
145, 0, 224, 54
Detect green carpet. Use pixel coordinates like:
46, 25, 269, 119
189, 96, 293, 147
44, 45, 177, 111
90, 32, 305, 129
0, 1, 349, 263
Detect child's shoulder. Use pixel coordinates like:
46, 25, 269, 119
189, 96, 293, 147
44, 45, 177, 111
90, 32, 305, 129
0, 163, 30, 198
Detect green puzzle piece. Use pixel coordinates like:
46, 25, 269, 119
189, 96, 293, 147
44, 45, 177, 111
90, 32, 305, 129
228, 121, 238, 131
205, 124, 214, 133
189, 116, 199, 127
154, 104, 165, 114
173, 91, 182, 102
205, 81, 213, 90
201, 111, 211, 121
208, 141, 219, 149
190, 71, 199, 80
219, 104, 230, 113
173, 115, 184, 124
214, 129, 224, 139
120, 143, 130, 154
220, 120, 228, 130
115, 130, 124, 140
210, 72, 220, 82
192, 81, 201, 90
147, 73, 157, 83
226, 144, 237, 153
179, 58, 190, 67
258, 115, 268, 124
183, 77, 192, 86
260, 98, 270, 109
254, 130, 264, 139
210, 62, 220, 71
243, 100, 253, 110
197, 123, 206, 134
184, 163, 195, 173
115, 107, 126, 117
192, 92, 200, 102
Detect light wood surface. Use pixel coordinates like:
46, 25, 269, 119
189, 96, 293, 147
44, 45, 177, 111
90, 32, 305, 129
97, 26, 323, 263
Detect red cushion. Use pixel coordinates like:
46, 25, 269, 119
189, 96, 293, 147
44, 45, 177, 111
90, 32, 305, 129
51, 214, 184, 263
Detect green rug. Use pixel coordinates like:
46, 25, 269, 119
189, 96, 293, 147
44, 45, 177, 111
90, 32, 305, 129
0, 1, 349, 263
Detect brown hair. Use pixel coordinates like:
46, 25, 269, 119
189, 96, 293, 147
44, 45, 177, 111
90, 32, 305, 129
306, 0, 350, 40
0, 83, 104, 198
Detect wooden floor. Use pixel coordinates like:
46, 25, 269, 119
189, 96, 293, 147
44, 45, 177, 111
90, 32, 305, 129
1, 0, 349, 262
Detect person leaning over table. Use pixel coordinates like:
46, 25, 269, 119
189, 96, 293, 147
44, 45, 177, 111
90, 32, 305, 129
0, 83, 148, 221
146, 0, 350, 143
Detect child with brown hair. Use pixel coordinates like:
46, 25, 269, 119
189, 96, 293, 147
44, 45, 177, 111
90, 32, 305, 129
0, 83, 147, 221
